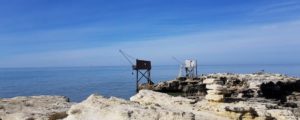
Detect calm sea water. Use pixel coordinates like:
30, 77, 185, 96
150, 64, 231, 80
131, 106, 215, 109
0, 65, 299, 102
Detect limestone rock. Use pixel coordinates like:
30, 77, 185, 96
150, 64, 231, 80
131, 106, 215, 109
203, 78, 216, 84
1, 72, 300, 120
131, 90, 229, 120
146, 73, 300, 118
64, 94, 195, 120
204, 78, 225, 102
206, 84, 224, 90
267, 109, 297, 120
0, 95, 72, 120
207, 90, 223, 94
195, 99, 298, 120
205, 94, 224, 102
131, 89, 196, 106
132, 90, 299, 120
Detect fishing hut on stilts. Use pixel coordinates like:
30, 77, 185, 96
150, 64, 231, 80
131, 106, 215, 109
173, 57, 199, 80
119, 50, 154, 92
184, 60, 198, 79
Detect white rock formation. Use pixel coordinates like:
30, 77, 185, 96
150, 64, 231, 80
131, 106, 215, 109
0, 89, 298, 120
267, 110, 297, 120
64, 94, 196, 120
0, 95, 72, 120
131, 90, 298, 120
204, 72, 300, 88
130, 90, 229, 120
196, 100, 298, 120
64, 90, 229, 120
204, 78, 225, 102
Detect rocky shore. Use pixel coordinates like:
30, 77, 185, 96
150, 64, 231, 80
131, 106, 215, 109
1, 72, 300, 120
0, 96, 73, 120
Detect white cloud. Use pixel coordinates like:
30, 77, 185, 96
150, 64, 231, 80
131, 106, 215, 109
252, 1, 300, 15
1, 20, 300, 67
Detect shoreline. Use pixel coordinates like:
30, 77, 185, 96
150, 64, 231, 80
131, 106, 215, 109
1, 72, 300, 120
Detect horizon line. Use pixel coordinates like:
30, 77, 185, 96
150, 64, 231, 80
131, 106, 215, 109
1, 63, 300, 69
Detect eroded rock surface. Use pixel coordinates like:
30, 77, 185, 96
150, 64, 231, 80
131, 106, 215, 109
153, 73, 300, 101
204, 78, 225, 102
130, 90, 229, 120
64, 94, 197, 120
204, 73, 300, 100
0, 89, 299, 120
63, 89, 299, 120
153, 79, 206, 96
131, 90, 298, 120
1, 72, 299, 120
150, 73, 300, 119
0, 96, 72, 120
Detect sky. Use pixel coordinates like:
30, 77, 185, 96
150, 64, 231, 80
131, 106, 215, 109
0, 0, 300, 68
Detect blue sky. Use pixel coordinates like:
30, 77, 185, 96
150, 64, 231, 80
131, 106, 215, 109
0, 0, 300, 67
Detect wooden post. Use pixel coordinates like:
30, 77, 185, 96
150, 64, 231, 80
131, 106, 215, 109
196, 60, 198, 78
136, 69, 139, 93
148, 70, 150, 84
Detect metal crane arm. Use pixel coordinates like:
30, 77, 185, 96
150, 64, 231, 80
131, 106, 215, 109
172, 56, 184, 65
119, 49, 135, 65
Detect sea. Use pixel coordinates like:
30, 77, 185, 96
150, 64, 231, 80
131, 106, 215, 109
0, 65, 299, 102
